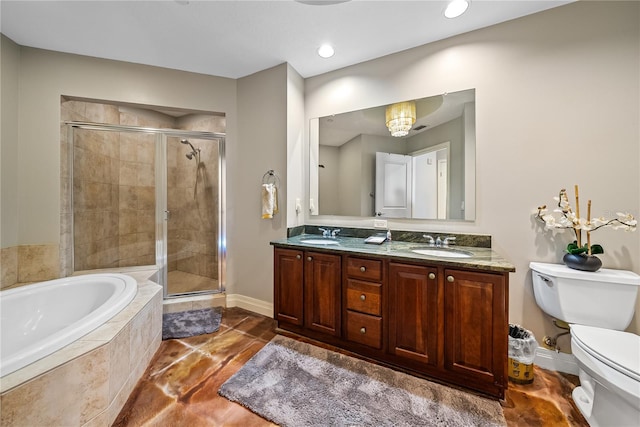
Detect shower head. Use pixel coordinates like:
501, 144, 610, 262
181, 139, 200, 160
181, 139, 195, 150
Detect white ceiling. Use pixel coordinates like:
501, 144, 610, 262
1, 0, 573, 79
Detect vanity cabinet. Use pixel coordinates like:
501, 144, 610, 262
274, 248, 341, 337
273, 246, 510, 399
443, 269, 507, 390
344, 256, 383, 349
304, 252, 342, 337
388, 262, 439, 367
274, 248, 304, 326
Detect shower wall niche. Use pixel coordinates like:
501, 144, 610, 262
61, 98, 225, 296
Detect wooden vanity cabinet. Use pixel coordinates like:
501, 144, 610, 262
443, 268, 508, 396
273, 246, 509, 399
304, 252, 342, 337
388, 262, 439, 367
274, 248, 341, 337
344, 256, 383, 349
274, 248, 304, 326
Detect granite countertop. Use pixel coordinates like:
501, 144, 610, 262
271, 234, 516, 273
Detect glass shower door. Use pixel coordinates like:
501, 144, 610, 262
72, 127, 157, 271
164, 136, 221, 296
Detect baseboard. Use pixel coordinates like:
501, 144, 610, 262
534, 347, 579, 375
226, 294, 274, 318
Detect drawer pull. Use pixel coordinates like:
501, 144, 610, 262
360, 266, 366, 272
447, 275, 455, 282
296, 254, 301, 260
307, 256, 312, 261
428, 272, 435, 280
360, 294, 366, 301
360, 327, 366, 334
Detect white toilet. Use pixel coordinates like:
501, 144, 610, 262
530, 262, 640, 427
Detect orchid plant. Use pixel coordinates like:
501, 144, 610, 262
535, 186, 637, 256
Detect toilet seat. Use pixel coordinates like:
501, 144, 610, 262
571, 324, 640, 382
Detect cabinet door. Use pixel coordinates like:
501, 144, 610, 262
274, 248, 304, 326
444, 269, 506, 387
388, 262, 439, 366
304, 252, 342, 336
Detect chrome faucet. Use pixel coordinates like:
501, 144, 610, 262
423, 235, 435, 246
318, 228, 331, 238
331, 229, 341, 238
442, 236, 456, 247
435, 236, 443, 247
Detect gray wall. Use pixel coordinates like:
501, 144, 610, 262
1, 35, 20, 248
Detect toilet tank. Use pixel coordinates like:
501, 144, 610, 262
530, 262, 640, 330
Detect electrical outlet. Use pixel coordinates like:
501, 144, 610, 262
373, 219, 388, 229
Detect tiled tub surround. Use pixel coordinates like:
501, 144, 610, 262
0, 269, 162, 427
0, 244, 60, 290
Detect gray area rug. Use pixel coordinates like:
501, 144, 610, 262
162, 307, 222, 340
219, 335, 506, 427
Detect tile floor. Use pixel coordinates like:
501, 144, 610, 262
114, 307, 588, 427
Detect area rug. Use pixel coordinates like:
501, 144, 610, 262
219, 335, 506, 427
162, 306, 222, 340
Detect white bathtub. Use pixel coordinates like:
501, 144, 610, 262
0, 273, 137, 377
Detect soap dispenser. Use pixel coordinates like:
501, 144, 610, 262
386, 229, 392, 242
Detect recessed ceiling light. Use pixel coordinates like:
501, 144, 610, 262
318, 44, 335, 58
444, 0, 469, 19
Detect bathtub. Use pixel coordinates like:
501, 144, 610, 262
0, 273, 137, 377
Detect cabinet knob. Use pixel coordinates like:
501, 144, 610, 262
296, 254, 301, 260
360, 327, 366, 334
307, 256, 312, 261
360, 266, 366, 272
360, 294, 366, 301
447, 275, 455, 282
428, 273, 436, 280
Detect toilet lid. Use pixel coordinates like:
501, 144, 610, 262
571, 324, 640, 382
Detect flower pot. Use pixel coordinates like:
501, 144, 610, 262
563, 253, 602, 272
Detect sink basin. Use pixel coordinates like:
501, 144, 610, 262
411, 248, 473, 258
300, 239, 340, 245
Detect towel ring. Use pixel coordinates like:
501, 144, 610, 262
262, 170, 280, 187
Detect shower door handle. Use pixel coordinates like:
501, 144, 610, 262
164, 210, 171, 221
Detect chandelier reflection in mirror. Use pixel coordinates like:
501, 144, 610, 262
385, 101, 416, 137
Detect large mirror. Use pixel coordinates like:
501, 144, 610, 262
309, 88, 475, 220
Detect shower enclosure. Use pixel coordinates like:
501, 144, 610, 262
67, 122, 225, 297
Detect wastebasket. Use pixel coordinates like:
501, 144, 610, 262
508, 324, 538, 384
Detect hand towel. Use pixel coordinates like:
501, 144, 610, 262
262, 183, 276, 219
272, 186, 279, 216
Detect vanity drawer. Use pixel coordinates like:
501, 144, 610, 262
346, 310, 382, 349
346, 257, 382, 281
346, 279, 381, 316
